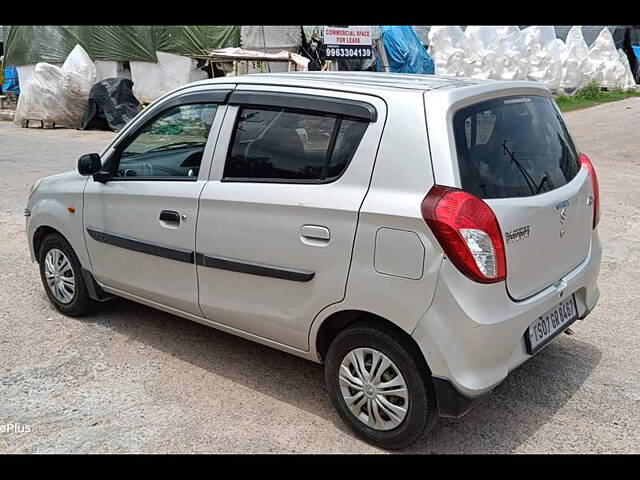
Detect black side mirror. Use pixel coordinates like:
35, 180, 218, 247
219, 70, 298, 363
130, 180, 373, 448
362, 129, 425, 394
78, 153, 102, 176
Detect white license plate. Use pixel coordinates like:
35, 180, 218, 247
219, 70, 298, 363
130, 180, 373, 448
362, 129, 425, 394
525, 295, 578, 354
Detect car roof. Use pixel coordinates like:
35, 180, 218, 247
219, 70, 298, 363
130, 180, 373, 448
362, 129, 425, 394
189, 71, 495, 93
240, 72, 490, 90
186, 72, 549, 102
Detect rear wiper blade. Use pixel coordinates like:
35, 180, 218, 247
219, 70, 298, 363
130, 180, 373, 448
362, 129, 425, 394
502, 140, 537, 195
147, 141, 204, 153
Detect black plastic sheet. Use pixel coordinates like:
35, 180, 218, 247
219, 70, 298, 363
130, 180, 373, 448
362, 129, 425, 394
80, 78, 141, 132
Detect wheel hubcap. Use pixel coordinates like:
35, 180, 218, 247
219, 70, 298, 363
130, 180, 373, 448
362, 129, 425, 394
44, 248, 75, 304
338, 347, 409, 431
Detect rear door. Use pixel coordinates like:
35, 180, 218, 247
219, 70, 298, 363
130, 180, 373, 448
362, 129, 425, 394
195, 87, 386, 350
450, 94, 594, 299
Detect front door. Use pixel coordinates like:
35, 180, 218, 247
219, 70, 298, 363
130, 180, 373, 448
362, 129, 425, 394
84, 92, 227, 315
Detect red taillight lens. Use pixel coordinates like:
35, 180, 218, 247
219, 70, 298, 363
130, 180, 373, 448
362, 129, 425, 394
421, 185, 506, 283
579, 153, 600, 229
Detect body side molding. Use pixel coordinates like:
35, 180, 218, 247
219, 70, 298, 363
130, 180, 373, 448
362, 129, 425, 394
195, 252, 315, 282
85, 228, 314, 282
86, 228, 194, 263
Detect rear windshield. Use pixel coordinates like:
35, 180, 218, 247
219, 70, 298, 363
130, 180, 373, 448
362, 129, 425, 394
453, 95, 580, 199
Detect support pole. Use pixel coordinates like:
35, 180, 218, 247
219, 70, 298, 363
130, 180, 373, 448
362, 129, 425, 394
375, 38, 391, 73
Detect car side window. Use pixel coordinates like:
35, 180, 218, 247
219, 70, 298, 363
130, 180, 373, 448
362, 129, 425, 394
113, 103, 218, 179
223, 106, 368, 182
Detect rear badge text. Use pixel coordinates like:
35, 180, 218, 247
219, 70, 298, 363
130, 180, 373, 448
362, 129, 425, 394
505, 226, 530, 243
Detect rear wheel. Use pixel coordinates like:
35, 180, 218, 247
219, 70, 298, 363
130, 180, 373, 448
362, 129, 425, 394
38, 233, 94, 317
325, 321, 436, 450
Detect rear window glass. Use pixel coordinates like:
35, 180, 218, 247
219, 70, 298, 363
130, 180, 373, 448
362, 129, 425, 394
453, 95, 581, 199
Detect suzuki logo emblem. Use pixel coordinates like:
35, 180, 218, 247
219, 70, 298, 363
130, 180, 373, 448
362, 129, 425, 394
559, 208, 568, 225
556, 200, 571, 237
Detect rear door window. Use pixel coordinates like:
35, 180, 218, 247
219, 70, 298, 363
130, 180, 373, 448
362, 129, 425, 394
453, 95, 581, 199
224, 106, 368, 182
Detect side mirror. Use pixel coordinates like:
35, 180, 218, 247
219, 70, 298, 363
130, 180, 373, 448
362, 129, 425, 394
78, 153, 102, 176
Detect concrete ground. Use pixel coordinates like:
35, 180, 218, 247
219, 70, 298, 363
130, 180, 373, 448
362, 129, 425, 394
0, 99, 639, 453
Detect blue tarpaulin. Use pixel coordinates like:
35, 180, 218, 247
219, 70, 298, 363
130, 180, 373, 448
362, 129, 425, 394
378, 26, 434, 74
2, 66, 20, 94
632, 45, 640, 83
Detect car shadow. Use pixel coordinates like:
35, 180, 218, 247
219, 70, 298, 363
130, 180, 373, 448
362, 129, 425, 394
404, 332, 602, 453
84, 297, 602, 453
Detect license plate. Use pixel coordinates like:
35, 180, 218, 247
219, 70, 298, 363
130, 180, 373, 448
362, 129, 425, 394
525, 294, 578, 354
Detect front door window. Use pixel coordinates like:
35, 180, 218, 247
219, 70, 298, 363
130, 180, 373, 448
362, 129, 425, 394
115, 103, 218, 179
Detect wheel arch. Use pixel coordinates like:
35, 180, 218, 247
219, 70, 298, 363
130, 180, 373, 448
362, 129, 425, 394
314, 309, 431, 373
28, 206, 91, 270
32, 225, 65, 262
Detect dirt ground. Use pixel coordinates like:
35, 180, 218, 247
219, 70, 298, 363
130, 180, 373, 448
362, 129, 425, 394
0, 98, 639, 453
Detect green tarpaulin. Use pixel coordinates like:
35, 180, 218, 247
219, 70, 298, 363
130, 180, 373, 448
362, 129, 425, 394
153, 26, 240, 56
88, 26, 157, 62
4, 25, 91, 65
3, 25, 241, 66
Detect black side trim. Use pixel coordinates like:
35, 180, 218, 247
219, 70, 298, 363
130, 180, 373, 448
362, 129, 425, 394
163, 89, 232, 109
229, 91, 377, 122
195, 253, 315, 282
86, 228, 194, 264
106, 176, 198, 182
431, 376, 487, 418
81, 267, 113, 302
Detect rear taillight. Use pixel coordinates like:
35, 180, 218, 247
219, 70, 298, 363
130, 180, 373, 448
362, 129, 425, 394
421, 185, 506, 283
579, 153, 600, 229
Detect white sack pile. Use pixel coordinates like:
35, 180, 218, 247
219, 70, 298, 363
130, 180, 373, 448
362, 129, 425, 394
15, 45, 97, 128
130, 51, 208, 104
428, 26, 636, 91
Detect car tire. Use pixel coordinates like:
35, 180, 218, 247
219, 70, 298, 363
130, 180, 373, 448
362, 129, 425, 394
38, 233, 94, 317
325, 320, 437, 450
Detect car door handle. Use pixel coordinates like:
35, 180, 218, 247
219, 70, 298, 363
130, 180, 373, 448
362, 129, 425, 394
300, 225, 330, 246
159, 210, 181, 226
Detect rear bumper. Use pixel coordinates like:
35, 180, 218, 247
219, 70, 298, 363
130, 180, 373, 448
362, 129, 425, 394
413, 231, 601, 412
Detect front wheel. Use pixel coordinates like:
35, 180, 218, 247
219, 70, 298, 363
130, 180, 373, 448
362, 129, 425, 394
325, 321, 437, 450
38, 233, 94, 317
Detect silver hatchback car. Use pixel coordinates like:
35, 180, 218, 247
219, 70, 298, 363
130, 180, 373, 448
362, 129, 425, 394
25, 72, 601, 449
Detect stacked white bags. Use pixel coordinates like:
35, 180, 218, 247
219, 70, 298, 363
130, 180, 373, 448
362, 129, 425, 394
130, 52, 207, 104
15, 44, 97, 128
588, 28, 636, 89
428, 25, 637, 91
428, 26, 467, 77
561, 26, 594, 88
496, 26, 529, 81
